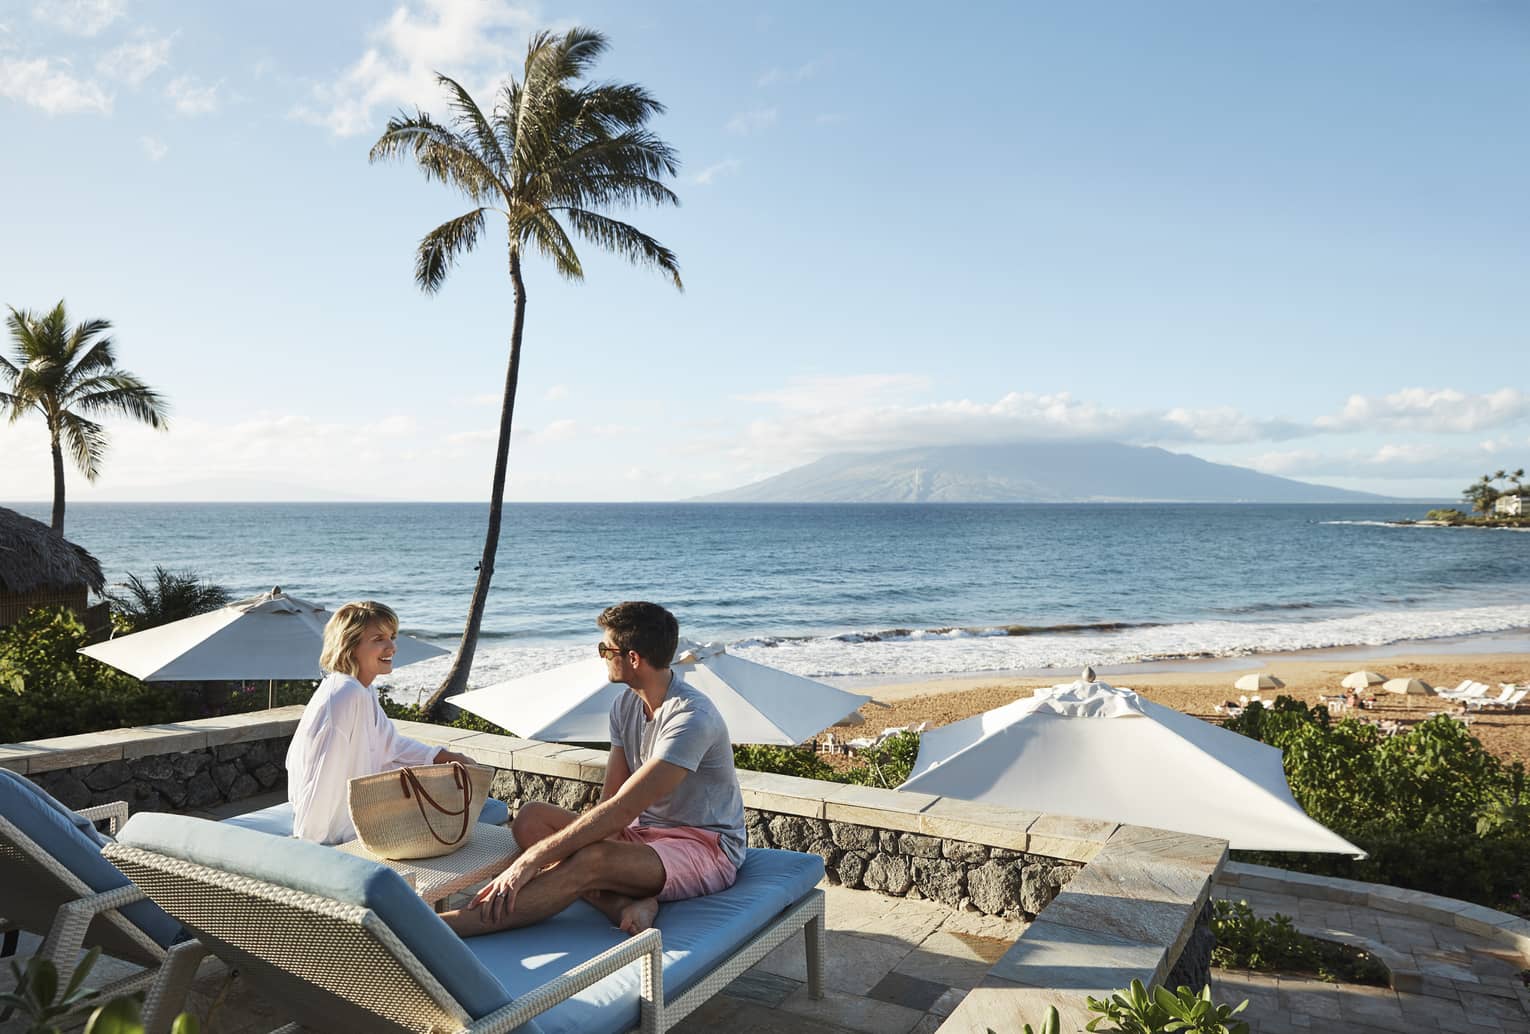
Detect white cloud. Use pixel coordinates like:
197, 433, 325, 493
0, 56, 111, 113
725, 107, 776, 135
295, 0, 536, 138
165, 74, 218, 114
31, 0, 123, 36
1315, 388, 1530, 434
543, 384, 567, 401
98, 35, 172, 85
1246, 440, 1525, 479
756, 58, 824, 88
530, 418, 576, 443
139, 134, 165, 159
693, 158, 740, 186
729, 387, 1322, 466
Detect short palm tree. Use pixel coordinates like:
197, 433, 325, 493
107, 566, 232, 632
371, 27, 682, 716
2, 302, 168, 533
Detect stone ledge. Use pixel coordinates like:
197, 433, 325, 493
1218, 861, 1530, 961
936, 827, 1226, 1033
407, 726, 1117, 862
1, 707, 305, 773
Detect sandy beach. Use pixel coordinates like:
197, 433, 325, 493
849, 650, 1530, 766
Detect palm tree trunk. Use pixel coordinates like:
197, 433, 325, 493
422, 243, 529, 718
49, 432, 66, 533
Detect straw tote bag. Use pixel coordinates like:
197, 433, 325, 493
347, 762, 495, 860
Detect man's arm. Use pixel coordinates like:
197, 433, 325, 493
600, 746, 633, 803
520, 756, 687, 867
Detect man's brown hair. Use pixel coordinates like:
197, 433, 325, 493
597, 601, 679, 669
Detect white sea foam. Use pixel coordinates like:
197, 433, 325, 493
1321, 520, 1530, 533
380, 603, 1530, 704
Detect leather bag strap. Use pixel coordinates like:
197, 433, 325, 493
398, 762, 471, 847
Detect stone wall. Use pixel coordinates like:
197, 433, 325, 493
27, 735, 291, 814
1165, 903, 1215, 991
490, 767, 1081, 920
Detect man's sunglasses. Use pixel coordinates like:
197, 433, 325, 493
596, 642, 627, 659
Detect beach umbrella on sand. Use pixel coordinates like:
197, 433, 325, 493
79, 588, 447, 706
450, 639, 871, 745
1234, 673, 1285, 692
1382, 677, 1436, 696
1341, 671, 1386, 690
899, 671, 1363, 855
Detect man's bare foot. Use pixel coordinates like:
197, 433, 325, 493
617, 896, 659, 935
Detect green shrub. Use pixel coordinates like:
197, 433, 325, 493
732, 744, 838, 781
1228, 698, 1530, 909
1085, 980, 1249, 1034
1425, 508, 1468, 523
0, 608, 184, 743
1210, 900, 1388, 985
732, 730, 923, 787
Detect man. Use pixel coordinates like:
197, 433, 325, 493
444, 601, 746, 937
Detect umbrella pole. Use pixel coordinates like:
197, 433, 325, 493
268, 679, 274, 710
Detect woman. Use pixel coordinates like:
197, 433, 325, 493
286, 600, 476, 843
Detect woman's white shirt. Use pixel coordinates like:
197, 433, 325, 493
285, 672, 439, 844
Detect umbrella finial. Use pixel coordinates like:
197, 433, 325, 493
1083, 665, 1096, 684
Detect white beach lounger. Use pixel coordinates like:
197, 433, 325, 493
1465, 687, 1519, 710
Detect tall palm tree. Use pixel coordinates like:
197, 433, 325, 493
371, 28, 682, 716
2, 301, 168, 532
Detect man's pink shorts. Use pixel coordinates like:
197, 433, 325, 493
613, 824, 738, 902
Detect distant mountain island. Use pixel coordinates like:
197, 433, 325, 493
696, 442, 1386, 503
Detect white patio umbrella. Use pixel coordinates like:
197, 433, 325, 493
450, 639, 871, 745
899, 672, 1363, 855
1382, 677, 1436, 696
1234, 673, 1285, 692
1341, 671, 1386, 690
79, 588, 447, 706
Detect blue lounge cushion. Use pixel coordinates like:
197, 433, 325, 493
466, 848, 825, 1034
115, 812, 518, 1023
0, 769, 182, 948
223, 796, 510, 837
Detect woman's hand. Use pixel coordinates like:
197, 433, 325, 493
434, 748, 478, 766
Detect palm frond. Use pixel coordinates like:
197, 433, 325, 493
107, 567, 231, 631
61, 334, 117, 387
548, 27, 610, 82
68, 377, 169, 428
559, 208, 681, 289
415, 209, 490, 293
516, 209, 583, 280
57, 410, 108, 480
371, 112, 503, 205
435, 72, 510, 177
565, 81, 667, 137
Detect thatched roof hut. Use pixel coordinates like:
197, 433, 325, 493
0, 507, 105, 628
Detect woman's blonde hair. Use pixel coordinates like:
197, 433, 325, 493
320, 601, 399, 678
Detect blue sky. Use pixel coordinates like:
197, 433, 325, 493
1, 0, 1526, 502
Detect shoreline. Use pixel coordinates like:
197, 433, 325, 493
824, 629, 1530, 699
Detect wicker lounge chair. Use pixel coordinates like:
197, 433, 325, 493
104, 812, 825, 1034
0, 770, 184, 1002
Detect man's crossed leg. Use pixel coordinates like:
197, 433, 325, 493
442, 802, 664, 937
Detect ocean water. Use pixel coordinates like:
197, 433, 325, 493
8, 502, 1530, 695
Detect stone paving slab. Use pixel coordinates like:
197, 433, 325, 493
1212, 876, 1530, 1034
